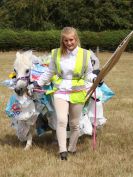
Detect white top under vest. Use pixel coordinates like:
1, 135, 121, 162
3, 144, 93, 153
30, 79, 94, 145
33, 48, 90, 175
38, 47, 99, 101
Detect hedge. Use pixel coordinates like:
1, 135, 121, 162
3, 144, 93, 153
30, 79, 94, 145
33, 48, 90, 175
0, 29, 133, 51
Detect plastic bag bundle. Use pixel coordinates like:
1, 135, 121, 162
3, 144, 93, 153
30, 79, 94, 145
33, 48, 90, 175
12, 115, 37, 142
79, 113, 93, 136
32, 84, 54, 112
39, 54, 51, 66
99, 83, 115, 103
90, 83, 115, 103
30, 63, 48, 82
87, 98, 107, 126
6, 94, 39, 121
6, 94, 20, 118
6, 94, 39, 141
0, 79, 16, 89
82, 83, 113, 131
40, 86, 54, 112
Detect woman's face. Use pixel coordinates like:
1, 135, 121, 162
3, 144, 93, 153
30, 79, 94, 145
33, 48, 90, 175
63, 33, 77, 51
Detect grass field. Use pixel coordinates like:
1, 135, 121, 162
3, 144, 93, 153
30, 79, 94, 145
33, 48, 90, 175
0, 51, 133, 177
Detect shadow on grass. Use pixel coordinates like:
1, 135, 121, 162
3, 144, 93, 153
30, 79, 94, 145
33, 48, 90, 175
0, 131, 58, 150
0, 134, 23, 148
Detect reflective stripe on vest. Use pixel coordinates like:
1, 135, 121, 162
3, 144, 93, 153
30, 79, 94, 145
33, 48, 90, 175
52, 47, 90, 88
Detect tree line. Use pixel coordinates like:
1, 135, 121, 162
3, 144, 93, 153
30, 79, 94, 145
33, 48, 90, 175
0, 0, 133, 31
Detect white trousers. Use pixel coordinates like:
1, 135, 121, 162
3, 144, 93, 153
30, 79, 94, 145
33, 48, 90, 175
54, 96, 83, 153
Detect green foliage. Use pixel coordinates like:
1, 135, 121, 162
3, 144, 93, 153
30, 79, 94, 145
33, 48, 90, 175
0, 0, 133, 31
0, 0, 56, 30
0, 29, 132, 51
0, 29, 19, 50
98, 30, 131, 51
79, 31, 99, 50
0, 29, 61, 51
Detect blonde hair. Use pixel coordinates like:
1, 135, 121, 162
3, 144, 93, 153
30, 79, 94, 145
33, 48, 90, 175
60, 27, 81, 55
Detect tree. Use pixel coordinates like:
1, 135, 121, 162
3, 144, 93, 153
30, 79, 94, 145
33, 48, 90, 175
0, 0, 132, 31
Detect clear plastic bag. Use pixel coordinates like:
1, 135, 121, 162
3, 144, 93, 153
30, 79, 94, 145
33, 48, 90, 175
0, 79, 16, 89
99, 83, 115, 103
79, 113, 93, 136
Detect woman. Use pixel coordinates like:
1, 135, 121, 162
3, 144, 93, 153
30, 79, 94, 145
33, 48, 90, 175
37, 27, 98, 160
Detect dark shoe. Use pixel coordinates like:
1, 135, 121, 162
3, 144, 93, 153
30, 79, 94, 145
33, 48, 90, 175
60, 151, 67, 160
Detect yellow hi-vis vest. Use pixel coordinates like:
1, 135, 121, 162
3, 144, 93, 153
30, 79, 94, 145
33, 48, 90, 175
48, 47, 91, 104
